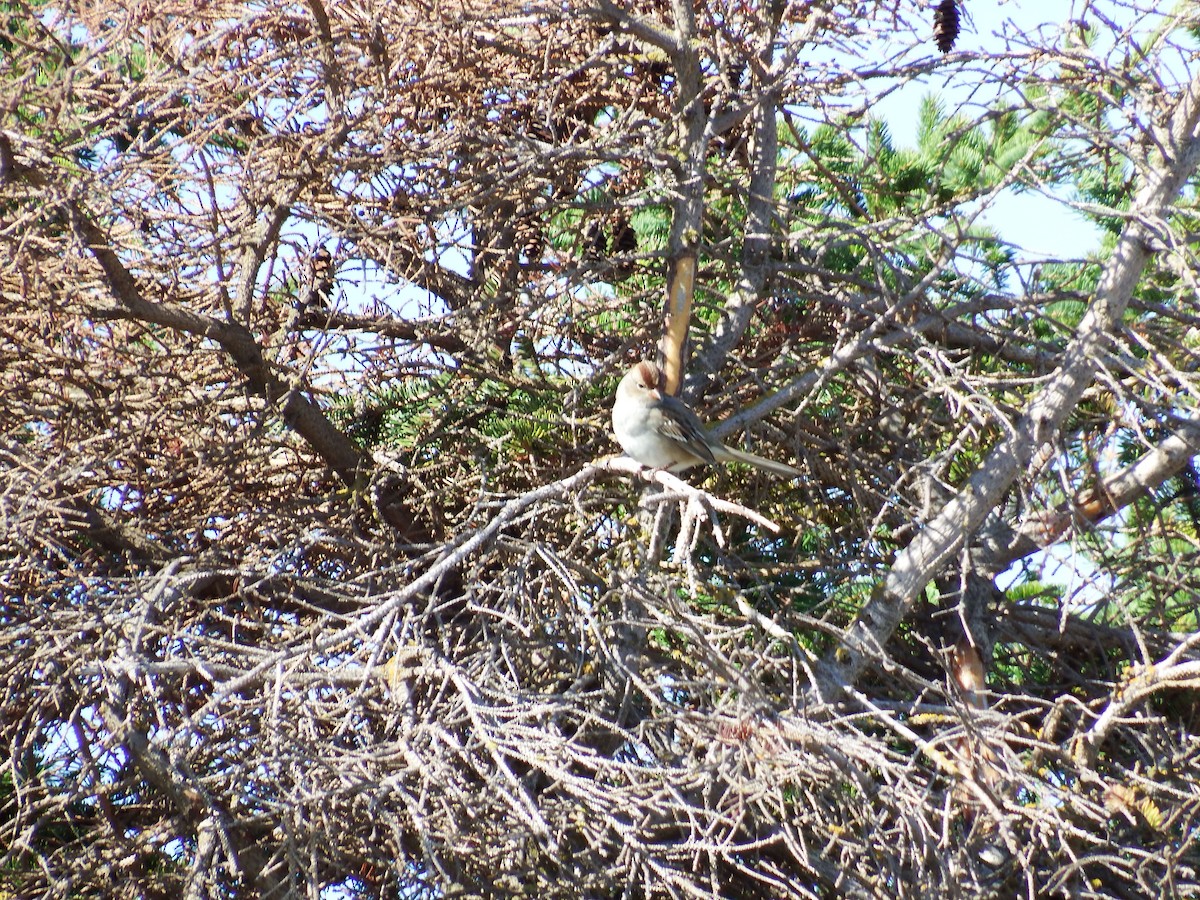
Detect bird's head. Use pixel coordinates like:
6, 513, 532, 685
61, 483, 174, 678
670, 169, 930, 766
619, 361, 663, 403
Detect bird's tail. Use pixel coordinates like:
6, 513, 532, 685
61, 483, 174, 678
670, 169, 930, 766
720, 447, 801, 479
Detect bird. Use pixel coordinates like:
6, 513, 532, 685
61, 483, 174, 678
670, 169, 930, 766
294, 246, 335, 312
308, 246, 334, 309
611, 361, 800, 478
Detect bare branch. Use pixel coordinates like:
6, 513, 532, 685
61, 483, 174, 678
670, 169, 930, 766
818, 68, 1200, 697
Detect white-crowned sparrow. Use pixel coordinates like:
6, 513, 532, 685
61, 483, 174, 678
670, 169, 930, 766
612, 361, 800, 478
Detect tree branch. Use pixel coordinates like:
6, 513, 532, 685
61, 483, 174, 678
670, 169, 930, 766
586, 1, 683, 58
69, 203, 366, 486
813, 69, 1200, 699
977, 417, 1200, 573
691, 35, 780, 384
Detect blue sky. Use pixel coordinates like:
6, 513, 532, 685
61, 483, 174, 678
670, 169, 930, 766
873, 0, 1105, 262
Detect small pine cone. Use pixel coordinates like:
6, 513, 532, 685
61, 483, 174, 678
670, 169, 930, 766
933, 0, 961, 54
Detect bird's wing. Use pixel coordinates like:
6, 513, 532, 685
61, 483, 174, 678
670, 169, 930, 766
656, 395, 718, 464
